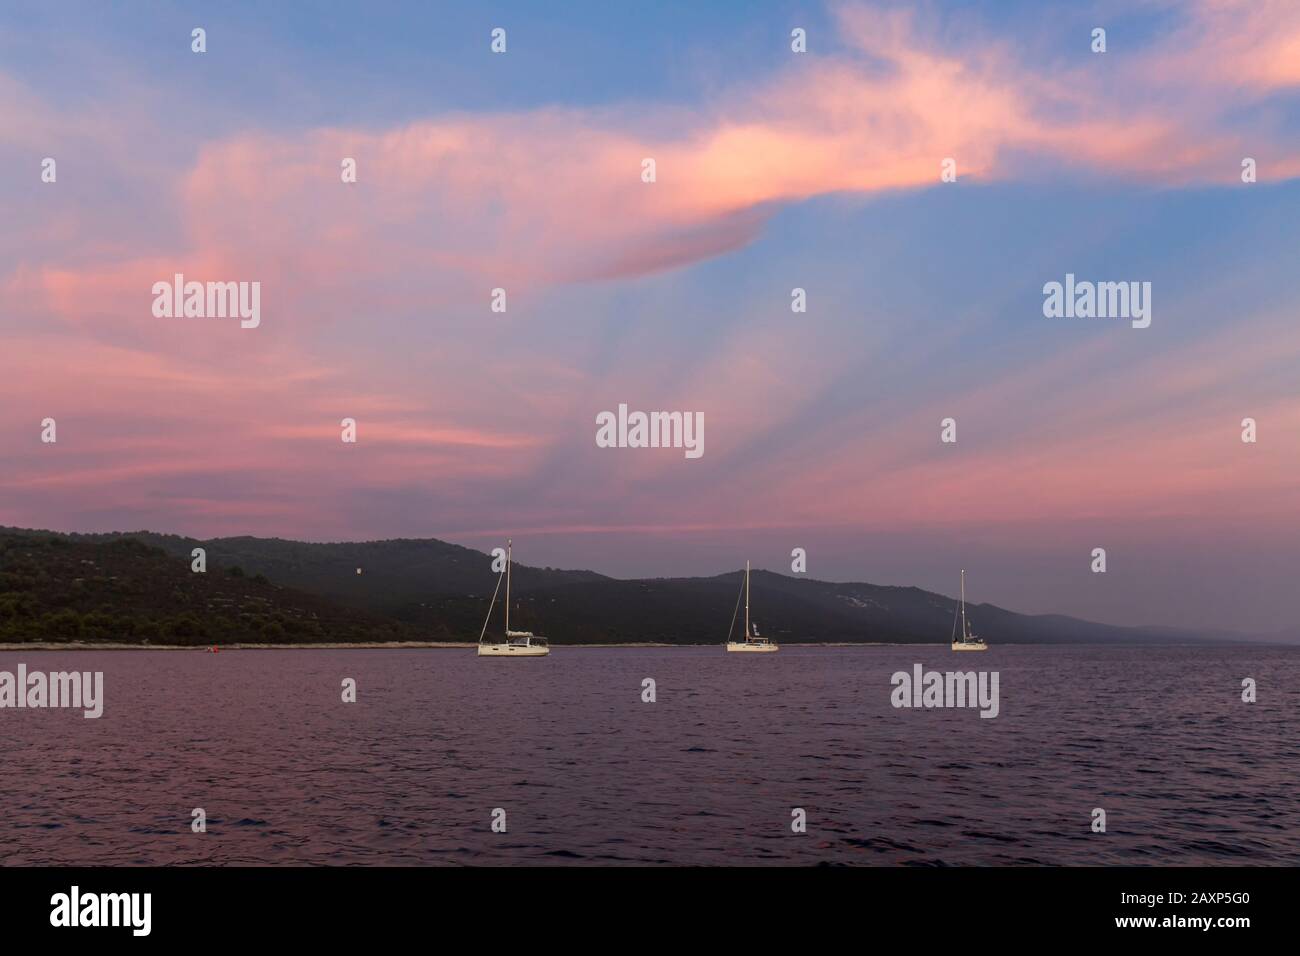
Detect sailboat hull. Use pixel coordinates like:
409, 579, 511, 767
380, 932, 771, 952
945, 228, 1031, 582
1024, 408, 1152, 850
478, 643, 550, 657
950, 642, 987, 652
726, 641, 779, 653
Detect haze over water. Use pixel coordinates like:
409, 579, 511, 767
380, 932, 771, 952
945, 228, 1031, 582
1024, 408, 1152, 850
2, 645, 1296, 866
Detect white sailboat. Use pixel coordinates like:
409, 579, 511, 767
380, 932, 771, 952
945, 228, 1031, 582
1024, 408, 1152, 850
951, 568, 987, 652
726, 561, 779, 653
477, 539, 550, 657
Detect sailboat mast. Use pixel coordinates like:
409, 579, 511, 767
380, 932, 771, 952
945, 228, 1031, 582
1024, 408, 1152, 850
505, 539, 512, 633
745, 560, 750, 640
956, 567, 967, 642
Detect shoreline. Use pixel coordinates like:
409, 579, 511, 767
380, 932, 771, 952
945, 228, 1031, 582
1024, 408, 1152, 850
0, 640, 1256, 651
2, 640, 907, 651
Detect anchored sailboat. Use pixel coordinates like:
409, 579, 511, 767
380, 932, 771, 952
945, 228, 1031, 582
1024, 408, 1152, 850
478, 539, 550, 657
950, 568, 987, 652
726, 561, 779, 653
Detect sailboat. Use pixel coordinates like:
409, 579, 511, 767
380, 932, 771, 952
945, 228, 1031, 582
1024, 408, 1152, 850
477, 539, 550, 657
725, 561, 779, 653
950, 568, 988, 652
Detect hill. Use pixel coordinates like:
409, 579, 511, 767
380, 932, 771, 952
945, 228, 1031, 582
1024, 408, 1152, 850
0, 526, 1229, 646
0, 531, 428, 645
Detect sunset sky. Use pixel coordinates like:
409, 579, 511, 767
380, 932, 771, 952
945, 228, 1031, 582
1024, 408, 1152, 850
2, 0, 1298, 633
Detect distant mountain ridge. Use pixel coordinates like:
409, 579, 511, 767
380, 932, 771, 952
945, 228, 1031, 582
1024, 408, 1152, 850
0, 530, 424, 645
0, 526, 1255, 646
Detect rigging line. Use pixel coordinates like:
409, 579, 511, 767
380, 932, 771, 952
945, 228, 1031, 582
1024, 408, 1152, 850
726, 573, 744, 642
950, 602, 960, 642
478, 568, 505, 643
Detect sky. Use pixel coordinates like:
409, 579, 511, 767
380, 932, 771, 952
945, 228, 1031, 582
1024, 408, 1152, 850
1, 0, 1298, 633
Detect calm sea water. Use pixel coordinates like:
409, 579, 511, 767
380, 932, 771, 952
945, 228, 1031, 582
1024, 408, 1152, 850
1, 645, 1296, 866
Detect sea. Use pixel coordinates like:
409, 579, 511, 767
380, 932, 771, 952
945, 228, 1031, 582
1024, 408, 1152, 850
1, 644, 1296, 865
